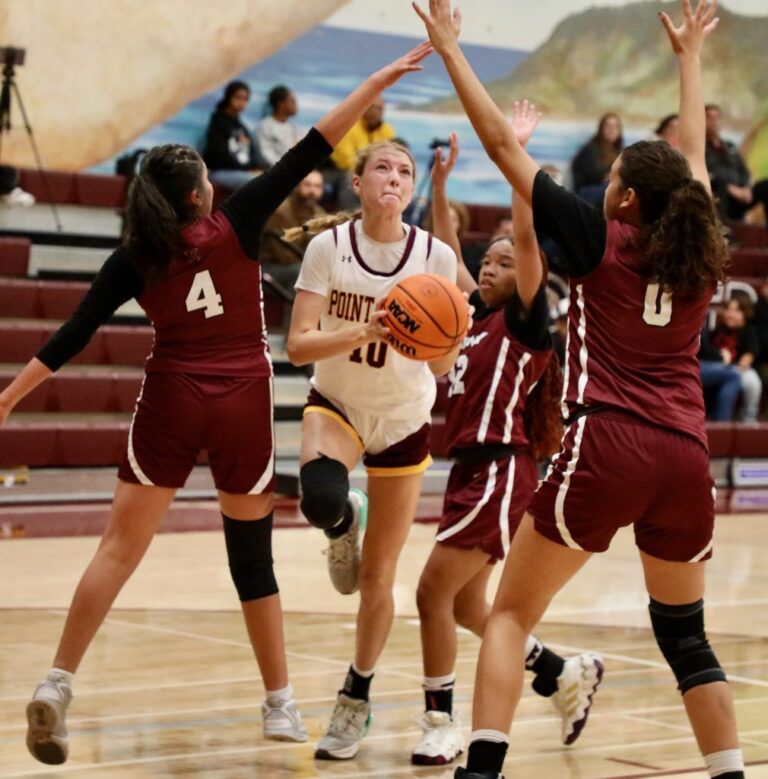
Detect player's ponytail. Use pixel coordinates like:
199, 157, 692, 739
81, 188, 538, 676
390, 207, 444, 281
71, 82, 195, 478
523, 354, 563, 461
619, 141, 728, 294
124, 144, 204, 280
283, 210, 362, 243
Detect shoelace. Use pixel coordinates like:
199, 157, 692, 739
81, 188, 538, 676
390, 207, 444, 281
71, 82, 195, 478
327, 702, 365, 737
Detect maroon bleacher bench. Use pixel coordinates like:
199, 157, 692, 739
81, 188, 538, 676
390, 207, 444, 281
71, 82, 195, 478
18, 169, 127, 209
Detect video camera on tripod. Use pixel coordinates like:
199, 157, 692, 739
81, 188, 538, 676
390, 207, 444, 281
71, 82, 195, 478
0, 44, 62, 228
0, 47, 26, 68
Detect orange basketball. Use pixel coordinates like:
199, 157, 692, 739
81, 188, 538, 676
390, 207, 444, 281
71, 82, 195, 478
383, 273, 468, 361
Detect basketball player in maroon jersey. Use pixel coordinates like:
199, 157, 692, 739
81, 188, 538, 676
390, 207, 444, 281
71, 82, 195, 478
0, 41, 434, 766
411, 122, 602, 767
415, 1, 745, 778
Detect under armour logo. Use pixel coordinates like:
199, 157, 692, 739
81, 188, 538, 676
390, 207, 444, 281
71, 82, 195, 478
341, 254, 353, 263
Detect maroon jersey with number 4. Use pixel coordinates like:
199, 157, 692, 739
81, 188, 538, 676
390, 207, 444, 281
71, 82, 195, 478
444, 290, 552, 454
138, 212, 270, 377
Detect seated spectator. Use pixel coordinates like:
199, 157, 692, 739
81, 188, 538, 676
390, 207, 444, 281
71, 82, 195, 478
260, 170, 326, 293
325, 97, 396, 209
0, 165, 35, 207
705, 103, 768, 223
755, 280, 768, 394
256, 85, 302, 167
700, 297, 762, 422
655, 114, 679, 147
202, 80, 270, 191
570, 112, 623, 206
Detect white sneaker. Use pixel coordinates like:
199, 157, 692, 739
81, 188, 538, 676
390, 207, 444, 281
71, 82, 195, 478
262, 697, 308, 742
0, 187, 35, 207
411, 710, 464, 765
551, 653, 604, 745
325, 489, 367, 595
314, 692, 372, 760
26, 673, 72, 764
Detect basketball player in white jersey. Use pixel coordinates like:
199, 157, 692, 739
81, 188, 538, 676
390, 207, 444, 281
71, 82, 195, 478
286, 140, 459, 759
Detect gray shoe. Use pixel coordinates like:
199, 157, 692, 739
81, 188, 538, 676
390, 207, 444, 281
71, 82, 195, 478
325, 489, 367, 595
262, 697, 308, 742
26, 673, 72, 765
314, 692, 372, 760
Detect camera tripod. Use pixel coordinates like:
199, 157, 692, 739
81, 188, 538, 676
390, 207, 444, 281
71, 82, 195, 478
0, 56, 62, 230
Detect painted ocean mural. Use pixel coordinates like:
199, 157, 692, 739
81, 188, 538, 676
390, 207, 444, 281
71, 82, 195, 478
91, 25, 641, 206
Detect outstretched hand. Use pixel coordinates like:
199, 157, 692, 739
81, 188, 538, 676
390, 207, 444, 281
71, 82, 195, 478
431, 132, 459, 190
510, 100, 542, 148
376, 40, 434, 89
659, 0, 719, 57
412, 0, 462, 55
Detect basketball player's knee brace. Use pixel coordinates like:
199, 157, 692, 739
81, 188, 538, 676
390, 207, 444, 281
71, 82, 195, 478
222, 514, 278, 601
648, 598, 726, 693
299, 456, 349, 530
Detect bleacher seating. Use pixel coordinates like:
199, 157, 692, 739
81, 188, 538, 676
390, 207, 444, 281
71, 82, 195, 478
18, 169, 127, 209
0, 237, 31, 276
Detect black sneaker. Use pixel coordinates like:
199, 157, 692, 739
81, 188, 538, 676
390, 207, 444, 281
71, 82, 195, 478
454, 768, 505, 779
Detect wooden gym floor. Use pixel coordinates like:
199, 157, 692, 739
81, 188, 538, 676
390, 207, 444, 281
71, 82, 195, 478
1, 515, 768, 778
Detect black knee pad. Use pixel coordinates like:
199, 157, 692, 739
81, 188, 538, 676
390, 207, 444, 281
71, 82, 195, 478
222, 514, 278, 601
299, 456, 349, 530
649, 598, 727, 693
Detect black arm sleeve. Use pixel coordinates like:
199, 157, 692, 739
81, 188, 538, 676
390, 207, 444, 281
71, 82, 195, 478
532, 170, 607, 278
220, 128, 333, 259
503, 284, 551, 351
36, 248, 144, 371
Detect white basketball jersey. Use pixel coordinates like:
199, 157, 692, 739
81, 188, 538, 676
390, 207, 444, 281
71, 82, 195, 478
296, 220, 457, 420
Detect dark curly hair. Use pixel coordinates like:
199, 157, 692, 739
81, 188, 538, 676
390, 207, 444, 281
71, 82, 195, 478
123, 144, 204, 280
523, 354, 563, 461
619, 141, 728, 294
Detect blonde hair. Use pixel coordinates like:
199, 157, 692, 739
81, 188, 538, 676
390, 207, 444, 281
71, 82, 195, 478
282, 141, 417, 243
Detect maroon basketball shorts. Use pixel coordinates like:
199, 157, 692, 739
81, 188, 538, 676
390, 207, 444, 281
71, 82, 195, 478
303, 388, 432, 475
528, 411, 715, 562
118, 372, 275, 494
436, 453, 539, 562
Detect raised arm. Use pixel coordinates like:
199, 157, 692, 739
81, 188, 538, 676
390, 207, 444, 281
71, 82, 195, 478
413, 0, 540, 204
316, 41, 432, 147
430, 133, 477, 295
509, 101, 544, 310
659, 0, 720, 190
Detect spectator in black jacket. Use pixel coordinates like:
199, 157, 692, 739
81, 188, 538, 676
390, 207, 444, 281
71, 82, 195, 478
700, 296, 762, 422
705, 104, 768, 223
570, 112, 623, 205
202, 80, 271, 191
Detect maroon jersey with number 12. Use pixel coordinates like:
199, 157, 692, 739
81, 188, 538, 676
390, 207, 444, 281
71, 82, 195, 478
444, 297, 551, 455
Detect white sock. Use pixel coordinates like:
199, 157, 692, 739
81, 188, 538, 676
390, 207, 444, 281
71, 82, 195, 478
48, 668, 74, 686
704, 749, 744, 777
351, 662, 374, 678
471, 728, 509, 745
423, 672, 455, 691
265, 683, 293, 706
